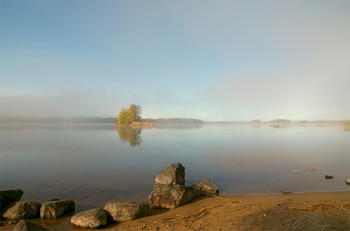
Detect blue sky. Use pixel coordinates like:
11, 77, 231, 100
1, 0, 349, 121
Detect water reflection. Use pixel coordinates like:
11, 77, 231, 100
116, 124, 204, 147
117, 126, 142, 147
270, 124, 291, 128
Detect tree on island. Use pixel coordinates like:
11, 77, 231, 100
117, 104, 142, 125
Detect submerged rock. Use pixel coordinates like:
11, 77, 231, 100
148, 184, 195, 208
155, 163, 185, 186
70, 208, 108, 228
13, 219, 48, 231
0, 189, 24, 212
104, 201, 149, 222
191, 179, 219, 196
346, 179, 350, 185
40, 200, 75, 219
2, 201, 41, 220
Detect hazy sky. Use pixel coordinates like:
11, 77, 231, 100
1, 0, 349, 121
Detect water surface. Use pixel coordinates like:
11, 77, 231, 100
1, 123, 349, 211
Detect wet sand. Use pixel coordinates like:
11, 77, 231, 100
1, 191, 349, 230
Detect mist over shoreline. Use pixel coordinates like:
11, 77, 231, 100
0, 116, 348, 124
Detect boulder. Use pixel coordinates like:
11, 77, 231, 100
148, 184, 195, 209
70, 208, 108, 228
155, 163, 185, 186
40, 200, 75, 219
2, 201, 41, 220
0, 189, 24, 212
13, 219, 48, 231
191, 179, 219, 196
104, 201, 149, 222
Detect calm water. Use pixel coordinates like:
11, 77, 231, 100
1, 123, 349, 211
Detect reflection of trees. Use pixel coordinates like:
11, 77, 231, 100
117, 126, 142, 147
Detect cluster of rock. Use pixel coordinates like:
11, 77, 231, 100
1, 163, 219, 229
69, 163, 219, 228
0, 189, 75, 230
148, 163, 219, 208
70, 201, 150, 228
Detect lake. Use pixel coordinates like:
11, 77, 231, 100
1, 123, 349, 211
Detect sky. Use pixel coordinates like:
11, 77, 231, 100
0, 0, 349, 121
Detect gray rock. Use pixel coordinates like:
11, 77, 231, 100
191, 179, 219, 195
148, 184, 195, 209
155, 163, 185, 186
40, 200, 75, 219
13, 219, 48, 231
104, 201, 149, 222
2, 201, 41, 220
0, 189, 23, 212
70, 208, 108, 228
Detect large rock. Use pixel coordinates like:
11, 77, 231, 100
0, 189, 24, 212
70, 208, 108, 228
13, 219, 48, 231
104, 201, 149, 222
2, 201, 41, 220
155, 163, 185, 186
191, 179, 219, 196
148, 184, 195, 209
40, 200, 75, 219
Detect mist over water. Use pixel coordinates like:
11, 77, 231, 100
1, 123, 349, 211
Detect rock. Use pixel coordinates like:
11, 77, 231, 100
148, 184, 195, 209
2, 201, 41, 220
325, 175, 334, 179
70, 208, 108, 228
155, 163, 185, 186
40, 200, 75, 219
0, 189, 24, 212
13, 219, 48, 231
104, 201, 149, 222
191, 179, 219, 196
346, 179, 350, 185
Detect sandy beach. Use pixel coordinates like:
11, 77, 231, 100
1, 191, 349, 230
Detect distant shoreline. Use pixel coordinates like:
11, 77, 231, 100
0, 116, 348, 124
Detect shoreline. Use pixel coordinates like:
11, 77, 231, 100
1, 191, 349, 230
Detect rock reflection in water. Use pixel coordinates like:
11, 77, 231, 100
117, 126, 142, 147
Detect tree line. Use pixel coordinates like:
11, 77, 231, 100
143, 118, 204, 124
